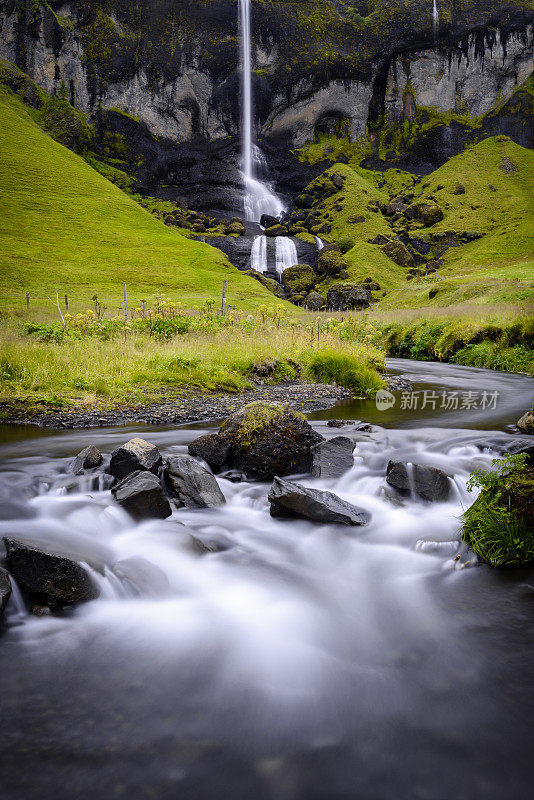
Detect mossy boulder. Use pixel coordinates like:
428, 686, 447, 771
264, 224, 289, 237
517, 410, 534, 434
317, 248, 347, 276
244, 269, 286, 299
381, 239, 414, 268
41, 96, 92, 152
225, 221, 245, 236
407, 201, 444, 227
326, 283, 372, 311
305, 290, 326, 310
281, 264, 316, 293
218, 401, 323, 481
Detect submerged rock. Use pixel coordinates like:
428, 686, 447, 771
113, 556, 170, 597
0, 567, 12, 618
111, 470, 172, 520
311, 436, 355, 479
188, 433, 230, 472
268, 477, 371, 526
3, 537, 99, 605
164, 456, 226, 509
386, 460, 451, 502
219, 401, 323, 481
69, 445, 103, 474
110, 438, 163, 480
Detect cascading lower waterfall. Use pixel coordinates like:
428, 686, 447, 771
239, 0, 284, 222
432, 0, 439, 36
275, 237, 298, 276
250, 234, 268, 273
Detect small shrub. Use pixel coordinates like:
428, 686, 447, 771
462, 454, 534, 567
306, 348, 385, 396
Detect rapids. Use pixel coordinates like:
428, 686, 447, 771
0, 360, 533, 800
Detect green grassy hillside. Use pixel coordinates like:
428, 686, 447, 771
301, 136, 534, 307
0, 88, 277, 318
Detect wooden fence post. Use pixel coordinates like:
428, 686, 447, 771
64, 294, 69, 311
221, 280, 227, 316
26, 292, 30, 310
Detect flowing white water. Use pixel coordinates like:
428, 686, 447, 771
315, 235, 324, 250
250, 234, 268, 273
275, 236, 298, 275
432, 0, 439, 36
1, 363, 533, 798
239, 0, 285, 221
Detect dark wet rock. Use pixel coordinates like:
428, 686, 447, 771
480, 436, 534, 464
268, 477, 371, 526
3, 537, 99, 605
113, 556, 170, 597
111, 470, 172, 520
311, 436, 354, 479
386, 460, 452, 502
260, 214, 279, 228
164, 456, 226, 509
31, 604, 52, 616
326, 283, 371, 311
218, 469, 246, 483
326, 419, 351, 428
110, 437, 163, 480
69, 445, 103, 474
219, 401, 323, 481
355, 423, 374, 433
517, 411, 534, 435
0, 567, 12, 618
188, 433, 230, 472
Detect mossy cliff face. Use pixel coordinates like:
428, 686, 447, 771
0, 1, 532, 206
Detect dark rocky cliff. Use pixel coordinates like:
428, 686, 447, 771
1, 0, 532, 208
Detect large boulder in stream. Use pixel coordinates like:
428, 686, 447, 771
111, 470, 172, 520
311, 436, 355, 479
69, 445, 103, 475
188, 434, 230, 472
110, 438, 163, 480
0, 567, 12, 618
219, 401, 323, 481
386, 460, 452, 502
3, 537, 99, 605
269, 477, 371, 525
163, 456, 226, 509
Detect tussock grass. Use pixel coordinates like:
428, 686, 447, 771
306, 347, 385, 396
0, 319, 386, 407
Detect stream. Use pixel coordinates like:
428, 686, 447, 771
0, 360, 533, 800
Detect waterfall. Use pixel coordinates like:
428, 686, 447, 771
250, 234, 268, 273
238, 0, 284, 222
315, 236, 324, 250
432, 0, 439, 36
275, 237, 298, 276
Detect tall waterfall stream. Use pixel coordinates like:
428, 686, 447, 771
1, 360, 533, 799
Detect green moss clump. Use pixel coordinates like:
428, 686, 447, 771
220, 401, 306, 445
41, 94, 92, 152
462, 455, 534, 567
281, 264, 316, 292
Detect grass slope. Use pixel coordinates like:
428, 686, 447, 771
308, 137, 533, 307
382, 137, 534, 308
0, 89, 277, 317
